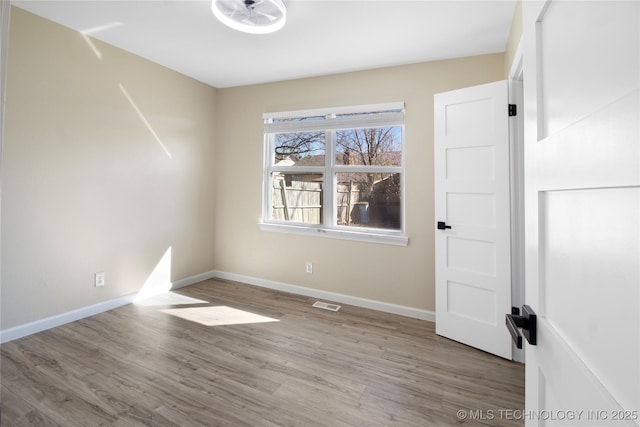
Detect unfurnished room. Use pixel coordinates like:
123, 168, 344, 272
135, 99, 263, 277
0, 1, 638, 426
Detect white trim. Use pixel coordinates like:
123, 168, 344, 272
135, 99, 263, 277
507, 37, 523, 82
171, 270, 216, 290
508, 38, 525, 364
259, 221, 409, 246
262, 101, 404, 121
0, 293, 137, 344
0, 270, 217, 343
211, 270, 434, 322
265, 111, 404, 134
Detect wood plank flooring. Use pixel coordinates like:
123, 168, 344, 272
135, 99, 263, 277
1, 279, 524, 426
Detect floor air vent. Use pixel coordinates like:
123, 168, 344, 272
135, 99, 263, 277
312, 301, 341, 312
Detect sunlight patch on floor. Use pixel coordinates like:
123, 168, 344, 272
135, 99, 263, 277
159, 306, 279, 327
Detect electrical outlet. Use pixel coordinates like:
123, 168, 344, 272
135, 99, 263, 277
305, 262, 313, 274
94, 271, 106, 288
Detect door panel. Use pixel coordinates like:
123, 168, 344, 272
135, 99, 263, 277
447, 280, 496, 324
446, 146, 495, 179
539, 1, 639, 137
434, 80, 512, 359
447, 193, 495, 227
523, 0, 639, 424
542, 187, 639, 412
445, 98, 495, 137
448, 237, 496, 276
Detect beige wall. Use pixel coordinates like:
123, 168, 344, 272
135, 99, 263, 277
2, 6, 513, 331
1, 8, 217, 329
504, 0, 523, 77
214, 54, 505, 313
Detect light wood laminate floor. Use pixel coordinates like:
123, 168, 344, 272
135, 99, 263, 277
1, 279, 524, 426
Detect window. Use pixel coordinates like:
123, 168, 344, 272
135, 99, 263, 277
261, 103, 407, 246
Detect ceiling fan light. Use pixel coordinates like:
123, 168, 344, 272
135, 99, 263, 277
212, 0, 287, 35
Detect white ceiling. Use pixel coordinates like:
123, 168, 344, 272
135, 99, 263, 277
13, 0, 517, 88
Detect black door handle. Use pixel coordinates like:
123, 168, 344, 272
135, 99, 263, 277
437, 221, 451, 230
505, 305, 537, 349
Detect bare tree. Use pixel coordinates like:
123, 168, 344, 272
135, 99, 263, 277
274, 131, 324, 161
336, 127, 399, 166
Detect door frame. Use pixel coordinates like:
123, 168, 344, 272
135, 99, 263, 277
507, 40, 525, 363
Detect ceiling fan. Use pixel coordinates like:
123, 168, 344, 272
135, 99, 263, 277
211, 0, 287, 34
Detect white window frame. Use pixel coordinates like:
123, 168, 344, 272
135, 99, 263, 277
260, 102, 408, 246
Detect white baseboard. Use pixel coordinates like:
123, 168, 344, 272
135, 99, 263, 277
0, 270, 217, 344
0, 292, 137, 344
172, 270, 216, 290
211, 270, 435, 322
1, 269, 432, 343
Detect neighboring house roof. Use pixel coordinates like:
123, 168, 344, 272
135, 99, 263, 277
292, 155, 327, 167
274, 156, 296, 166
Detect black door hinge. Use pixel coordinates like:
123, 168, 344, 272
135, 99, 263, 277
508, 104, 517, 117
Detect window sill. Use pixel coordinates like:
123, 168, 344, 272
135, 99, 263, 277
259, 222, 409, 246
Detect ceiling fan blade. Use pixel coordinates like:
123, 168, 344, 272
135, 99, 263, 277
229, 3, 240, 19
256, 10, 277, 21
221, 0, 246, 11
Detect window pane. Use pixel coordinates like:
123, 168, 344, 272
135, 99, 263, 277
335, 127, 402, 166
274, 132, 325, 165
271, 172, 323, 224
336, 173, 401, 230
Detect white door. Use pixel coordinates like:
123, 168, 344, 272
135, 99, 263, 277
523, 1, 639, 425
434, 80, 512, 359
